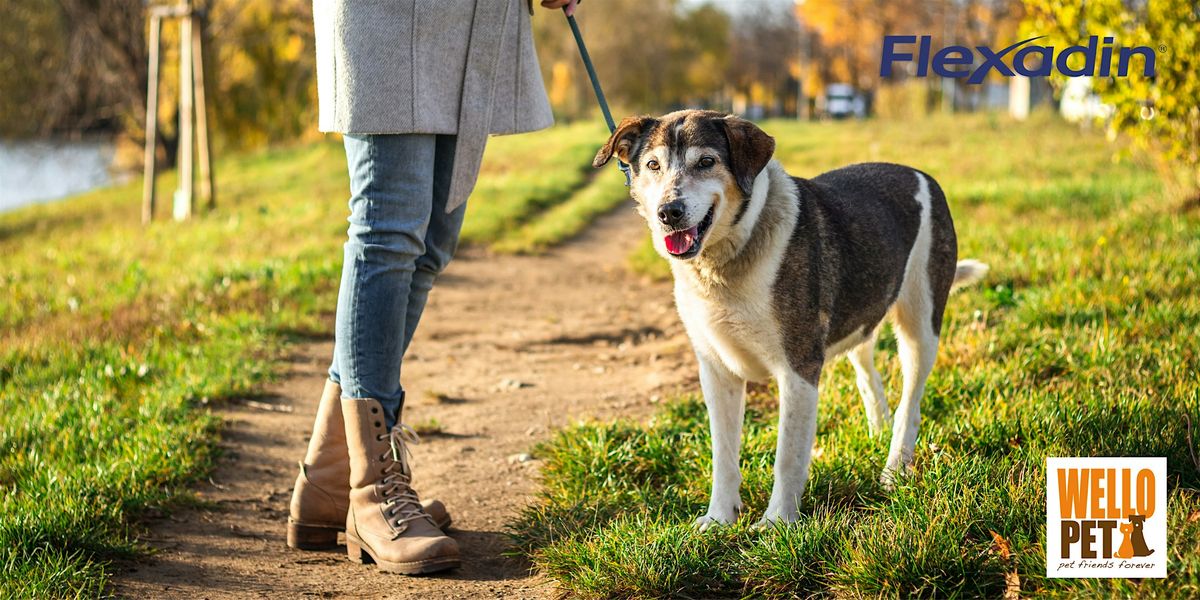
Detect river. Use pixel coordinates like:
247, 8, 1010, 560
0, 138, 116, 212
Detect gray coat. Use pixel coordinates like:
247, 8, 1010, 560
313, 0, 555, 210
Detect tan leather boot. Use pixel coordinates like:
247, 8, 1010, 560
287, 380, 350, 549
343, 398, 460, 574
288, 383, 452, 550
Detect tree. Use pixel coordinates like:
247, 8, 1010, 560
726, 3, 799, 114
0, 0, 320, 160
1023, 0, 1199, 199
205, 0, 317, 148
0, 0, 148, 138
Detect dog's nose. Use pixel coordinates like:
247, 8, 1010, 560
657, 201, 686, 227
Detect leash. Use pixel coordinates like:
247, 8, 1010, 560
563, 6, 632, 186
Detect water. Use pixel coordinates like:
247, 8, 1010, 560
0, 138, 116, 212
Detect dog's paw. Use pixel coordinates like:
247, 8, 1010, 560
694, 513, 736, 531
752, 511, 799, 530
879, 463, 914, 491
879, 468, 897, 491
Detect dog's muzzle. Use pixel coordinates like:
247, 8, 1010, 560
663, 205, 714, 259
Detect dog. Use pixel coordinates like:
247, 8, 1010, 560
594, 110, 988, 527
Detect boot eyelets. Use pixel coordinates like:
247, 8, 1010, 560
374, 421, 382, 428
371, 407, 379, 414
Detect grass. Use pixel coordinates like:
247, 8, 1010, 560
5, 110, 1196, 597
514, 111, 1200, 598
0, 122, 625, 597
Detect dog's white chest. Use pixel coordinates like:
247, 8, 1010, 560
675, 284, 781, 382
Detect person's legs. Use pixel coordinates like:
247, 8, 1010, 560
291, 133, 459, 556
324, 134, 461, 574
328, 133, 437, 428
401, 134, 466, 356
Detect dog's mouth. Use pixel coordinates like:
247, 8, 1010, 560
663, 205, 714, 259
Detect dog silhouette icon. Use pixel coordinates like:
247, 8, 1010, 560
1116, 514, 1155, 559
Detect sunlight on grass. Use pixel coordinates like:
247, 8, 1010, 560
515, 112, 1200, 597
4, 111, 1196, 596
0, 122, 615, 596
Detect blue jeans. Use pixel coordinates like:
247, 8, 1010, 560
329, 134, 465, 428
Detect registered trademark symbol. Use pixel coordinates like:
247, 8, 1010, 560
1159, 45, 1167, 53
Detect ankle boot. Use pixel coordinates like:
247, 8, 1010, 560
342, 398, 460, 574
288, 383, 452, 551
287, 380, 350, 549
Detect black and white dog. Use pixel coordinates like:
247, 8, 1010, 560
594, 110, 987, 527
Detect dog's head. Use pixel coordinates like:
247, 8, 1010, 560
593, 110, 775, 261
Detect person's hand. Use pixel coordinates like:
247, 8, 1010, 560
540, 0, 578, 16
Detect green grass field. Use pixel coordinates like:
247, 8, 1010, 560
3, 112, 1197, 598
0, 121, 626, 598
515, 112, 1200, 597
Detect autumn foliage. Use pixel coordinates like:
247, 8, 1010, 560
1023, 0, 1200, 199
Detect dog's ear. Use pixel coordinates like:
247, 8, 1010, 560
594, 116, 655, 168
719, 115, 775, 197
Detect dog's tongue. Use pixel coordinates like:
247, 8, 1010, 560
664, 226, 698, 255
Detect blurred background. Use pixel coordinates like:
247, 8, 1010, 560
1, 0, 1193, 210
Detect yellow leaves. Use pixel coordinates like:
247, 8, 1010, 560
1026, 0, 1200, 196
749, 82, 768, 105
989, 530, 1021, 600
547, 60, 574, 113
281, 35, 304, 63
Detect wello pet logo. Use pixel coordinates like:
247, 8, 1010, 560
1046, 457, 1167, 578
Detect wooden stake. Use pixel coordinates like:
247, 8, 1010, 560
191, 12, 214, 209
141, 14, 162, 225
175, 10, 194, 221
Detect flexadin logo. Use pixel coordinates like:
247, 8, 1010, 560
1046, 457, 1167, 578
881, 35, 1157, 83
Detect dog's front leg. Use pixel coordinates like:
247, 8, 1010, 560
760, 369, 820, 525
694, 355, 746, 531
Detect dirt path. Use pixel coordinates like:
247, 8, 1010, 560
114, 207, 696, 599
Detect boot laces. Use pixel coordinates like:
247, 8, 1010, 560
377, 424, 435, 530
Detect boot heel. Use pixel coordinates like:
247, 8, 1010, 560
346, 540, 374, 564
287, 522, 339, 550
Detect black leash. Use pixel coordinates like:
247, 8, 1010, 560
563, 6, 632, 186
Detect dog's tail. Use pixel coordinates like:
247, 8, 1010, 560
951, 259, 989, 293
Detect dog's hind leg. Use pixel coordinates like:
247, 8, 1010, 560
882, 314, 937, 488
695, 355, 746, 530
848, 331, 891, 437
760, 369, 820, 525
881, 171, 942, 489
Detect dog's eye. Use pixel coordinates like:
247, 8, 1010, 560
646, 159, 660, 171
697, 156, 716, 169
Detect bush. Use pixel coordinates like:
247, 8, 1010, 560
1023, 0, 1200, 200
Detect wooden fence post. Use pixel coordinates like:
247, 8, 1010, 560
192, 11, 214, 210
174, 6, 194, 221
142, 1, 213, 223
141, 14, 162, 225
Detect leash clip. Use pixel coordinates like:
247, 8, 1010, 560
618, 162, 631, 187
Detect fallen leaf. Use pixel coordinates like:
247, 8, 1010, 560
990, 531, 1019, 598
990, 530, 1012, 559
1004, 571, 1021, 600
